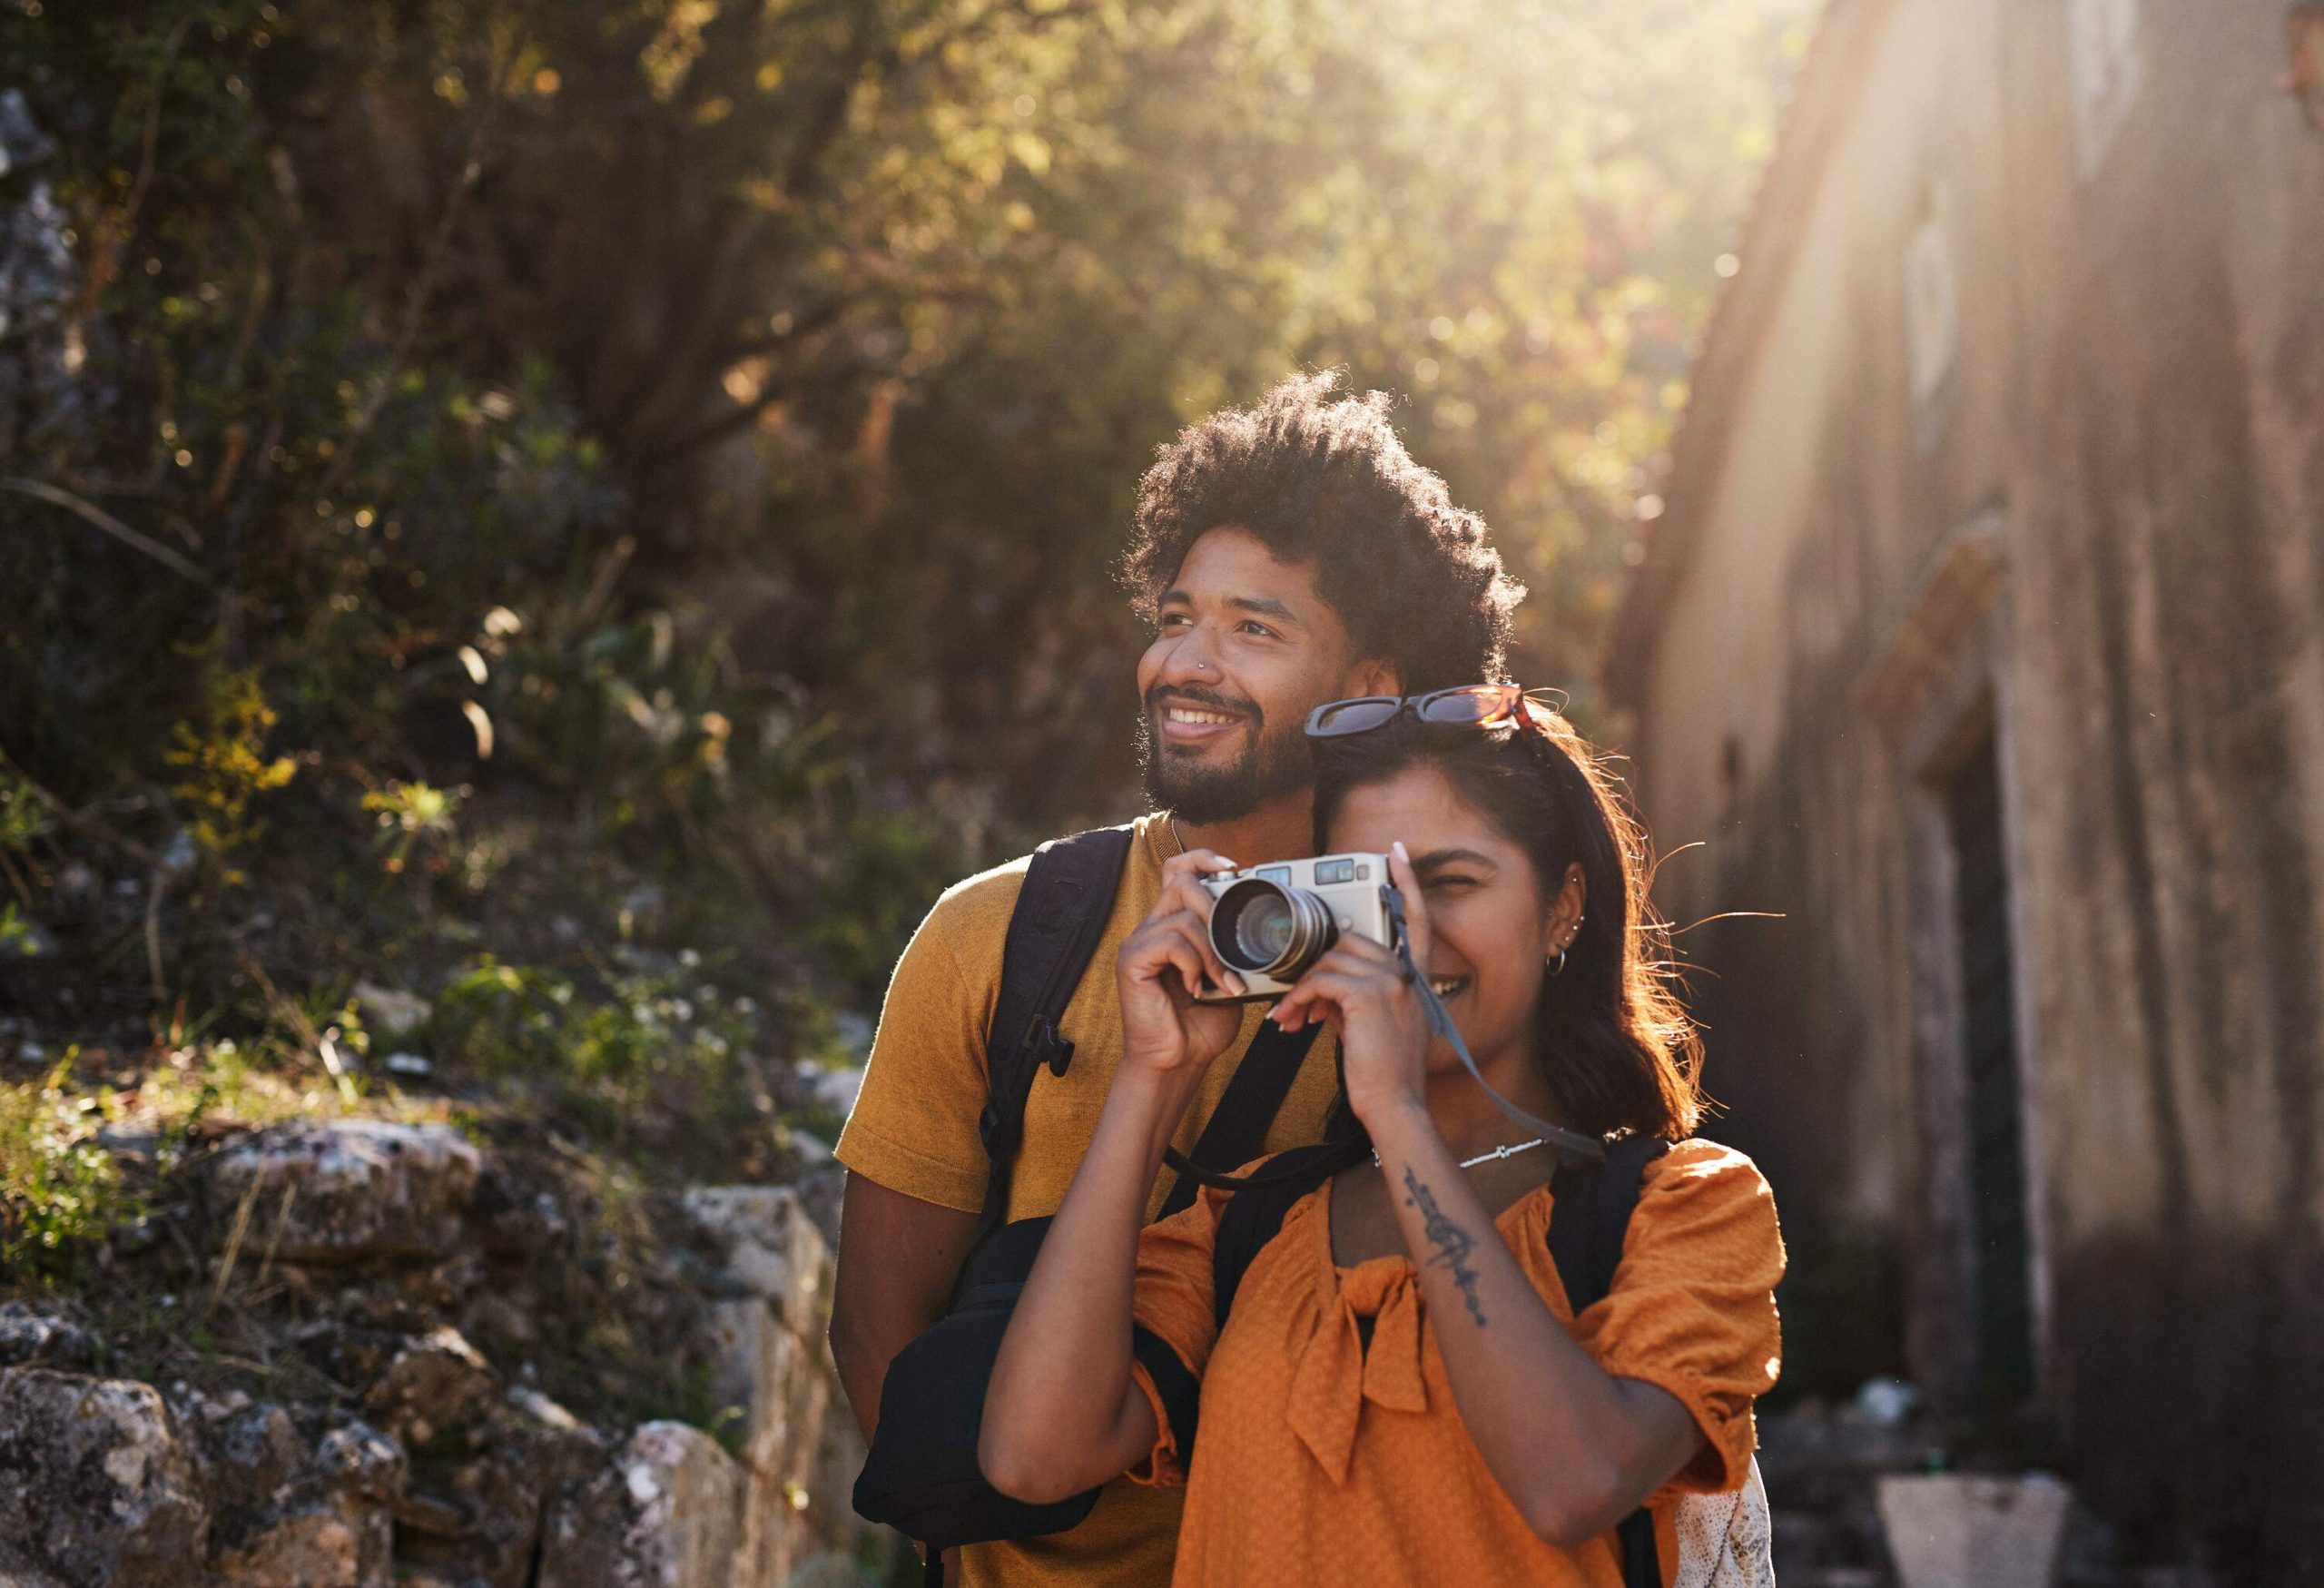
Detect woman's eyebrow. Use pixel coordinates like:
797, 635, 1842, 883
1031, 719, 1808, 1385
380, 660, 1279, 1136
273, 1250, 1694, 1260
1410, 846, 1497, 873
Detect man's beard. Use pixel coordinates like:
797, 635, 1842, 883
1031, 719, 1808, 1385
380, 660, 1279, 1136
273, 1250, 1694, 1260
1137, 685, 1314, 825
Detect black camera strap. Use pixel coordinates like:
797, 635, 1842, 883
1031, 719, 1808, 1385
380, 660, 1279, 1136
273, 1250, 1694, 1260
1384, 883, 1606, 1166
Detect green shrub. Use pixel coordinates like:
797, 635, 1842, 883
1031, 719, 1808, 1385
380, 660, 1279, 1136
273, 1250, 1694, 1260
0, 1057, 142, 1279
429, 954, 765, 1160
165, 664, 297, 883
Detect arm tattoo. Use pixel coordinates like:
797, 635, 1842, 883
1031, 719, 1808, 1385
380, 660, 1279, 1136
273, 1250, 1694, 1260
1402, 1167, 1488, 1327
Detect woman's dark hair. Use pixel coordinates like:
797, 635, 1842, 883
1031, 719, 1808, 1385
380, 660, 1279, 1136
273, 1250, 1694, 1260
1311, 703, 1707, 1140
1119, 370, 1523, 692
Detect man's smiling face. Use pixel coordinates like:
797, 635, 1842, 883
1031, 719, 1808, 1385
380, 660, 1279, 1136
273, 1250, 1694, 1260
1135, 526, 1392, 824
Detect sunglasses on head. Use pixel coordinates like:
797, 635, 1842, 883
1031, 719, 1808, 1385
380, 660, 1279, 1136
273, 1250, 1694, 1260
1304, 683, 1566, 739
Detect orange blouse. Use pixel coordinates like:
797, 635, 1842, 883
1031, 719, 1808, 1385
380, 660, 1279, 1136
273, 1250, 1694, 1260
1126, 1139, 1784, 1588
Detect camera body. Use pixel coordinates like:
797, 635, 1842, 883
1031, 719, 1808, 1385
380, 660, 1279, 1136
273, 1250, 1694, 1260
1193, 852, 1400, 1003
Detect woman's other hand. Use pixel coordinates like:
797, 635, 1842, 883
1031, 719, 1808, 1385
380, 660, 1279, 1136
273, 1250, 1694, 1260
1116, 848, 1246, 1081
1266, 841, 1434, 1125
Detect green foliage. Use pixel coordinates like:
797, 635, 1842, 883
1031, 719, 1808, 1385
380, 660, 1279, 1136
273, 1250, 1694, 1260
361, 780, 462, 877
0, 902, 40, 960
801, 809, 956, 996
164, 664, 297, 879
429, 960, 576, 1073
1, 0, 1807, 818
0, 0, 1807, 1175
429, 953, 766, 1155
0, 1057, 143, 1279
0, 764, 50, 853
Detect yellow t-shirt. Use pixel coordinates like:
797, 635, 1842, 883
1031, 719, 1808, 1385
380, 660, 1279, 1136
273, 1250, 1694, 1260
837, 813, 1345, 1588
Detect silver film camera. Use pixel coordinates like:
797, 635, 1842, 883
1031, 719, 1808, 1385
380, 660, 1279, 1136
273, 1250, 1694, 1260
1194, 853, 1400, 1002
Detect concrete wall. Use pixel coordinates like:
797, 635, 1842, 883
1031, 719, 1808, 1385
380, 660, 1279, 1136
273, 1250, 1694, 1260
1621, 0, 2324, 1573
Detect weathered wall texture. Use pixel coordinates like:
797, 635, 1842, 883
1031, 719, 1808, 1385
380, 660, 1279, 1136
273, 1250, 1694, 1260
1612, 0, 2324, 1573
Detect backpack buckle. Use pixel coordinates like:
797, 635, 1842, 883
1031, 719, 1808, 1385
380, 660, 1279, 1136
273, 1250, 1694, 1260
978, 1102, 1018, 1160
1033, 1020, 1075, 1078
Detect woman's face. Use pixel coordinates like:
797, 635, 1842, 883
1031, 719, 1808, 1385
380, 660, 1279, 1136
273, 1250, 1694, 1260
1324, 764, 1566, 1077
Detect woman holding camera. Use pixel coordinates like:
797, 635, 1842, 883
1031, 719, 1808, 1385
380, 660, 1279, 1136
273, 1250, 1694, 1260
981, 687, 1782, 1587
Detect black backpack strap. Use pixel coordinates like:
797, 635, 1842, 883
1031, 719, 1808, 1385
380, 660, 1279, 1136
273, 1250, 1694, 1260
1211, 1140, 1365, 1328
1154, 1020, 1323, 1218
1105, 1144, 1350, 1486
1549, 1134, 1671, 1588
976, 825, 1137, 1238
1547, 1133, 1665, 1315
1136, 1138, 1362, 1469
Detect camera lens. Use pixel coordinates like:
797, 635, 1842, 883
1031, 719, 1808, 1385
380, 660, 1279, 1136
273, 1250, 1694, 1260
1233, 893, 1297, 966
1210, 878, 1338, 980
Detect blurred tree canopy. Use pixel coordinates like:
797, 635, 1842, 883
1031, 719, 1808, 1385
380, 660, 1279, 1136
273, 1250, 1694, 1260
0, 0, 1807, 1038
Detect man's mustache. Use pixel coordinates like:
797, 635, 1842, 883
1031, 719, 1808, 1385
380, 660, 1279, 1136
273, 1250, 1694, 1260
1146, 684, 1264, 725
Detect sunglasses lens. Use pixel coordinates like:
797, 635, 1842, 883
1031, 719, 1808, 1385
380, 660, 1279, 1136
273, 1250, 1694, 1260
1416, 686, 1519, 725
1310, 698, 1402, 736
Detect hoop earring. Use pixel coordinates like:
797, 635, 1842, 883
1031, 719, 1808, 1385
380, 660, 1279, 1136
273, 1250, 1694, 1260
1549, 947, 1568, 978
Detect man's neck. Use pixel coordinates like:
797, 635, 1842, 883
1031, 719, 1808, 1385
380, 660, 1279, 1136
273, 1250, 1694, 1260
1172, 786, 1317, 865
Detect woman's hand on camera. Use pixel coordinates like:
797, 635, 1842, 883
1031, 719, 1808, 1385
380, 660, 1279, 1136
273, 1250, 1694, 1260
1116, 848, 1246, 1082
1266, 842, 1435, 1126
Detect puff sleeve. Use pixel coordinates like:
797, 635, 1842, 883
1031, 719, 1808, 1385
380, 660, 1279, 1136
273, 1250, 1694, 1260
1123, 1180, 1234, 1486
1570, 1139, 1786, 1496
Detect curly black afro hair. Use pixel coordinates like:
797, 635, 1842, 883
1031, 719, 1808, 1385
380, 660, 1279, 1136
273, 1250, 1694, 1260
1120, 370, 1523, 691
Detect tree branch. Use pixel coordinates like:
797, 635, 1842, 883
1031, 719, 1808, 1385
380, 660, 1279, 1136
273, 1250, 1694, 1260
1, 477, 220, 592
664, 357, 877, 459
721, 292, 862, 361
313, 47, 514, 503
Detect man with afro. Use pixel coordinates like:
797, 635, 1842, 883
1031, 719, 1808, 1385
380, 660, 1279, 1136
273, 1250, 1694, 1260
831, 370, 1524, 1587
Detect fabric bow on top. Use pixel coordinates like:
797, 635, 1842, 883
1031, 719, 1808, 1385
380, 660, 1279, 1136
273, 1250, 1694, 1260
1285, 1247, 1432, 1484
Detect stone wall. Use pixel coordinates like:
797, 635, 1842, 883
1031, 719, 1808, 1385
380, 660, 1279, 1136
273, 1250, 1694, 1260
0, 1119, 880, 1587
1614, 0, 2324, 1574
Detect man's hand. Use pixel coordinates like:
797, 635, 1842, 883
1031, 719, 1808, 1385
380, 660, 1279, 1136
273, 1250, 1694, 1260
1115, 848, 1246, 1081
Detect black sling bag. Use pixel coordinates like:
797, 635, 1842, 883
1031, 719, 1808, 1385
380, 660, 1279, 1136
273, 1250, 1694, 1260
1137, 1131, 1673, 1588
852, 825, 1320, 1577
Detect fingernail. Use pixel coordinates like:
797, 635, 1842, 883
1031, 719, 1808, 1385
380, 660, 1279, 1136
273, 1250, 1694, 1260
1392, 841, 1408, 861
1224, 972, 1246, 993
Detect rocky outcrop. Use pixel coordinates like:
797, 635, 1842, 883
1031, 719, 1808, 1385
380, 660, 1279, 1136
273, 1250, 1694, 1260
364, 1327, 496, 1449
0, 1119, 881, 1587
0, 1369, 209, 1586
537, 1422, 746, 1588
201, 1120, 483, 1264
683, 1185, 830, 1339
0, 1301, 98, 1371
684, 1184, 866, 1586
187, 1396, 405, 1588
389, 1386, 606, 1588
